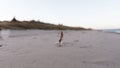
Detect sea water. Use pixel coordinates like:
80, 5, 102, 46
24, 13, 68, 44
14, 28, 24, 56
103, 29, 120, 33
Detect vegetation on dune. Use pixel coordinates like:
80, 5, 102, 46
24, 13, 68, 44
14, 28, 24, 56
0, 17, 91, 30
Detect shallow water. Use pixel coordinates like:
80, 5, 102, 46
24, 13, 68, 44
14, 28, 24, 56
103, 29, 120, 33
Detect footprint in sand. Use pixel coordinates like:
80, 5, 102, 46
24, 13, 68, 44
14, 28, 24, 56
80, 46, 88, 48
80, 45, 92, 48
74, 40, 79, 42
31, 60, 38, 64
62, 42, 74, 47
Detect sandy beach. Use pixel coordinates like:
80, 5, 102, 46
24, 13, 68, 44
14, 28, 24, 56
0, 30, 120, 68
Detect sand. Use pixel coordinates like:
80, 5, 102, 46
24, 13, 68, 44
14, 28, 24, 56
0, 30, 120, 68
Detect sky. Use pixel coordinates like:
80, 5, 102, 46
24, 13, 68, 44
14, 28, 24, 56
0, 0, 120, 29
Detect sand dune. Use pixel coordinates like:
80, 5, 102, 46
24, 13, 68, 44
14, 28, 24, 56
0, 30, 120, 68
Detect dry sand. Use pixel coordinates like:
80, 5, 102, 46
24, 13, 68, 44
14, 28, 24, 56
0, 30, 120, 68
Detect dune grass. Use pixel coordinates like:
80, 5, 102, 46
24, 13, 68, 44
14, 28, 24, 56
0, 19, 90, 30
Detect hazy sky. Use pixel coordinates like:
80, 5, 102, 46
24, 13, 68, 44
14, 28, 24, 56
0, 0, 120, 29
